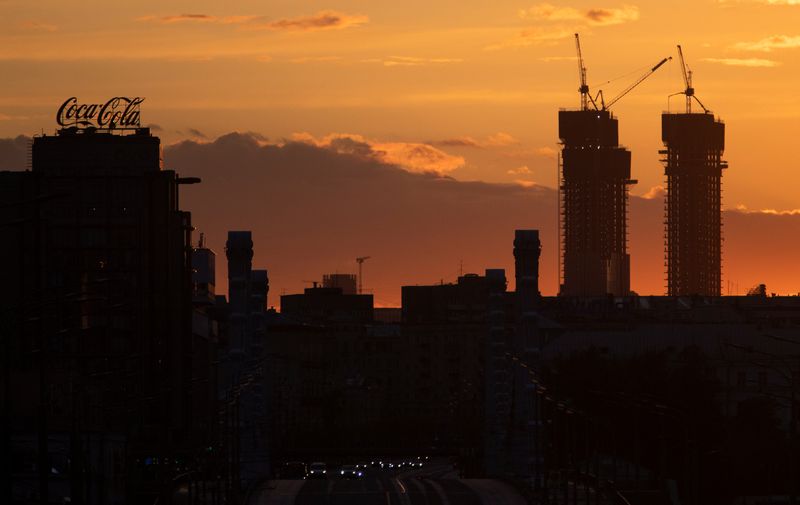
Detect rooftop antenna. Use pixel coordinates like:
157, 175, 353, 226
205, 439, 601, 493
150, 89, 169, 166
198, 232, 205, 248
356, 256, 371, 294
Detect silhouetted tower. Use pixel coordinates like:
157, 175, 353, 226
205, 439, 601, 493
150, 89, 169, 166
661, 46, 726, 296
514, 230, 541, 309
559, 35, 667, 296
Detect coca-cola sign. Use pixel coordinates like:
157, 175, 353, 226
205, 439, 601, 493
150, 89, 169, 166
56, 97, 144, 128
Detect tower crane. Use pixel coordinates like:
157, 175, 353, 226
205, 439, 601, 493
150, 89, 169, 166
356, 256, 371, 294
675, 44, 709, 114
604, 56, 671, 109
575, 33, 670, 111
575, 33, 603, 110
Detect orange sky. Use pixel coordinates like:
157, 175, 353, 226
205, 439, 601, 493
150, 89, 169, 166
2, 0, 800, 301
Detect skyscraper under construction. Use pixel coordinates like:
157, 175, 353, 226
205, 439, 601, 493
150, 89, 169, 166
559, 110, 632, 296
661, 46, 726, 296
559, 34, 668, 296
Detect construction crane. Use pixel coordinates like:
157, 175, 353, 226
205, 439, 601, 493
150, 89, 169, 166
575, 33, 669, 111
604, 56, 671, 110
575, 33, 603, 110
675, 45, 709, 114
356, 256, 371, 294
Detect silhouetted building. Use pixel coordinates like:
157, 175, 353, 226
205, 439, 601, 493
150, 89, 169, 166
0, 127, 200, 503
661, 112, 726, 296
220, 231, 270, 487
559, 110, 633, 297
322, 273, 357, 295
281, 286, 373, 324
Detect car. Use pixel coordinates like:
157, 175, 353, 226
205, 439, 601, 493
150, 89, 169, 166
340, 464, 363, 479
307, 462, 328, 479
370, 460, 383, 468
355, 462, 369, 470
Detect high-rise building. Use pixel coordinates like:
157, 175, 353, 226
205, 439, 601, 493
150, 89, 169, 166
0, 124, 199, 502
661, 113, 726, 296
558, 110, 633, 297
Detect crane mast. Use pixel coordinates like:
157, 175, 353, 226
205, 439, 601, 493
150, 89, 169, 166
676, 45, 709, 113
575, 33, 590, 110
575, 33, 667, 111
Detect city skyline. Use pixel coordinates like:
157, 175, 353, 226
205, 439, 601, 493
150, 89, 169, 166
3, 1, 800, 304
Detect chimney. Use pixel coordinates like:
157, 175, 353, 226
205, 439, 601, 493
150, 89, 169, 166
514, 229, 541, 310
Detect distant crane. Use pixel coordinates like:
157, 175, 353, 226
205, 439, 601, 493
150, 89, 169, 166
356, 256, 371, 294
574, 33, 670, 111
674, 44, 710, 113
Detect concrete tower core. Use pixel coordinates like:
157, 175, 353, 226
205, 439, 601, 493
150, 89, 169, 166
661, 113, 726, 296
558, 109, 633, 297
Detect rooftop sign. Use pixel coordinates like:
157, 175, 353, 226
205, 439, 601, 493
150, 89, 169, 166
57, 97, 144, 128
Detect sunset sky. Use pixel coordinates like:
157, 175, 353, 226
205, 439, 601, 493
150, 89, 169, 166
2, 0, 800, 303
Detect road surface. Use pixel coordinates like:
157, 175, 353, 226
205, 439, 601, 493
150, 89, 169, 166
251, 459, 527, 505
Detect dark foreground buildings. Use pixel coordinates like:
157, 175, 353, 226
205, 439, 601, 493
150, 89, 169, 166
0, 125, 215, 504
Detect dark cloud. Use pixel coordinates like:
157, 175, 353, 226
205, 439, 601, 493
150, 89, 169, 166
258, 11, 368, 31
0, 135, 29, 171
187, 128, 207, 139
147, 123, 163, 132
1, 132, 799, 305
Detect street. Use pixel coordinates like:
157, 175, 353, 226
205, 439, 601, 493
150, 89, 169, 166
250, 459, 527, 505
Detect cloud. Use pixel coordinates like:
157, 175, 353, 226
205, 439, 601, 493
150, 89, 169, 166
501, 146, 558, 160
289, 56, 343, 63
732, 34, 800, 52
363, 56, 463, 67
519, 3, 640, 26
291, 132, 465, 175
433, 132, 519, 148
138, 14, 257, 24
508, 166, 532, 175
249, 10, 368, 31
19, 21, 58, 31
147, 124, 163, 131
642, 185, 665, 199
719, 0, 800, 4
486, 132, 519, 146
702, 57, 781, 67
0, 113, 30, 121
138, 10, 368, 32
486, 26, 573, 50
0, 135, 29, 170
732, 203, 800, 215
3, 132, 800, 302
188, 128, 208, 139
515, 179, 538, 188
